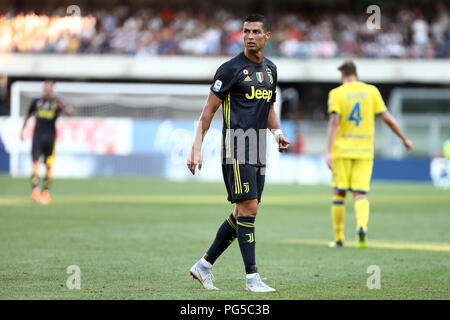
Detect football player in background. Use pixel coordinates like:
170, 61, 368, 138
20, 80, 74, 204
326, 61, 414, 248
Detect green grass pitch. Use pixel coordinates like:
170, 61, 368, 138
0, 175, 449, 299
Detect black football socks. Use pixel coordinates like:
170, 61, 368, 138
204, 213, 237, 265
237, 216, 258, 274
31, 173, 39, 190
43, 174, 52, 191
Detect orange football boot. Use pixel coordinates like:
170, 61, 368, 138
40, 190, 51, 205
31, 188, 41, 203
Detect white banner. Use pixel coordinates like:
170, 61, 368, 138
1, 117, 132, 156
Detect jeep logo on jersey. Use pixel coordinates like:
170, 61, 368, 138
256, 72, 264, 83
213, 80, 222, 92
245, 86, 273, 102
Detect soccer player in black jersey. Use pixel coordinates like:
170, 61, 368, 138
20, 80, 74, 204
187, 14, 290, 292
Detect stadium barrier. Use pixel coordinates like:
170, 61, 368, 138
2, 81, 447, 184
1, 54, 450, 83
0, 115, 433, 183
1, 116, 294, 180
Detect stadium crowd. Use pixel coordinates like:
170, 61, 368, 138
0, 4, 449, 58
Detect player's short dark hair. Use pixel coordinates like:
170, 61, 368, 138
338, 60, 357, 76
243, 14, 270, 32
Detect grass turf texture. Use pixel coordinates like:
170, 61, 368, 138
0, 175, 449, 299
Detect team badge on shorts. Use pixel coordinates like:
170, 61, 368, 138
243, 182, 250, 193
256, 72, 264, 83
213, 80, 222, 92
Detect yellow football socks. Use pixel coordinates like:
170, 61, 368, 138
331, 195, 346, 242
355, 196, 369, 232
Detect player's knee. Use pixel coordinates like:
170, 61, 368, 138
32, 161, 40, 173
232, 207, 239, 219
334, 189, 346, 197
354, 194, 368, 201
353, 191, 368, 200
236, 199, 258, 217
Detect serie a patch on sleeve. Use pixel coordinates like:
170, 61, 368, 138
213, 80, 223, 92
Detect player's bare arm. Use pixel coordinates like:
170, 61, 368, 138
380, 111, 414, 154
20, 113, 31, 141
267, 102, 290, 152
57, 101, 75, 116
325, 112, 340, 170
187, 91, 222, 175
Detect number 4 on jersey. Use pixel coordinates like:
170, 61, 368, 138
348, 102, 362, 127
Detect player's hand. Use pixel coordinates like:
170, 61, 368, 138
325, 152, 333, 170
278, 135, 290, 153
20, 130, 25, 141
403, 138, 414, 154
187, 147, 202, 175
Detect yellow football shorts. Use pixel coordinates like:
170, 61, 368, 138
331, 158, 374, 193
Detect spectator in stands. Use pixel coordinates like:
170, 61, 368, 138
0, 4, 448, 59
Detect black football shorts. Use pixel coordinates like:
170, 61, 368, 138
222, 159, 265, 203
32, 134, 56, 164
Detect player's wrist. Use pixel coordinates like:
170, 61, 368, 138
271, 129, 283, 137
271, 129, 283, 143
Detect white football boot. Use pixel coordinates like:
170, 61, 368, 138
245, 273, 276, 292
189, 261, 219, 290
